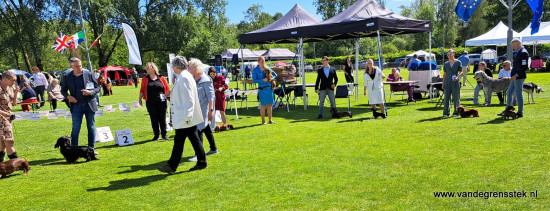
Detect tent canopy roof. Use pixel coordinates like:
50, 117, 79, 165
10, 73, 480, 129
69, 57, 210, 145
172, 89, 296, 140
465, 21, 521, 46
300, 0, 431, 42
261, 48, 297, 60
519, 22, 550, 44
239, 4, 321, 44
220, 49, 260, 60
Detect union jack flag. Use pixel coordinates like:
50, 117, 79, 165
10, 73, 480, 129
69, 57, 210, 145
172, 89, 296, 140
51, 32, 70, 54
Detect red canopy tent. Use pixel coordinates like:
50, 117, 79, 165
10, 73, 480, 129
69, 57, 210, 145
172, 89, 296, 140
98, 66, 135, 86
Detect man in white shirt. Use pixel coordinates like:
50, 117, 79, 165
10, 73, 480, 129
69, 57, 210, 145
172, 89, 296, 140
32, 66, 49, 108
497, 60, 512, 105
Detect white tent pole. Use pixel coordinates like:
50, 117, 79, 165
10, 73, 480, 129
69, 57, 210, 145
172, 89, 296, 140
429, 31, 433, 103
377, 30, 387, 116
300, 38, 306, 110
355, 37, 359, 102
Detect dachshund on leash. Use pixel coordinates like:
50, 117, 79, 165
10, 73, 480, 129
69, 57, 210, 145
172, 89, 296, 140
330, 108, 352, 118
215, 123, 234, 132
457, 106, 479, 118
0, 158, 30, 179
55, 136, 98, 162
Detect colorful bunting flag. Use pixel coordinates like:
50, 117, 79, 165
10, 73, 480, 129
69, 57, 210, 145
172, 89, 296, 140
51, 32, 70, 54
68, 30, 85, 49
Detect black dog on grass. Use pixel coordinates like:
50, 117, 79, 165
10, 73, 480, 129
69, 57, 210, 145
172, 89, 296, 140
54, 136, 98, 162
330, 108, 352, 118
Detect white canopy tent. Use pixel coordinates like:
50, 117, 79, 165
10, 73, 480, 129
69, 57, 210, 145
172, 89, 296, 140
519, 22, 550, 44
465, 21, 521, 46
481, 49, 497, 63
406, 50, 436, 61
252, 50, 267, 57
220, 49, 260, 60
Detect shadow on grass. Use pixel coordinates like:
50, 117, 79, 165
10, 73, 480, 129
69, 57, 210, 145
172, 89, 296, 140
417, 116, 445, 122
228, 124, 262, 131
28, 158, 64, 166
416, 106, 442, 112
337, 117, 370, 123
95, 138, 159, 150
117, 161, 166, 174
479, 117, 507, 125
87, 174, 172, 191
43, 159, 99, 165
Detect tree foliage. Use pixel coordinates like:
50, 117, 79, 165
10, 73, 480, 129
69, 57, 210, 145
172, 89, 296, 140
2, 0, 550, 73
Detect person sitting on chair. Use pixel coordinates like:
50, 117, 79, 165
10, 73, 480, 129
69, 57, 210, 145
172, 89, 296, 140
386, 68, 414, 102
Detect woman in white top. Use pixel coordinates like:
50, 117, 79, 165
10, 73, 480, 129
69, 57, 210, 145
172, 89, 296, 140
363, 59, 386, 119
158, 56, 207, 175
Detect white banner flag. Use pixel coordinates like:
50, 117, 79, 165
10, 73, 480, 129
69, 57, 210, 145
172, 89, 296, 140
122, 23, 142, 65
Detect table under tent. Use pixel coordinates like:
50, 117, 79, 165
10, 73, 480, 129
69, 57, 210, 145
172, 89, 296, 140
239, 0, 433, 115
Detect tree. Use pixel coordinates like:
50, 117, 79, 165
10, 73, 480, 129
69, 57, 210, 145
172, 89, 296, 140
434, 0, 458, 48
314, 0, 355, 20
0, 0, 50, 71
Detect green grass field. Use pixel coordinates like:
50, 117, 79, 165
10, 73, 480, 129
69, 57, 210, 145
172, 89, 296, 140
1, 69, 549, 210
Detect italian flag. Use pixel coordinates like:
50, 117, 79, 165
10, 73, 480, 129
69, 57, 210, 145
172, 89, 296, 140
68, 30, 85, 49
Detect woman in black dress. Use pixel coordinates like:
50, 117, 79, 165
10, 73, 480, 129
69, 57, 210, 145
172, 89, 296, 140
343, 56, 354, 83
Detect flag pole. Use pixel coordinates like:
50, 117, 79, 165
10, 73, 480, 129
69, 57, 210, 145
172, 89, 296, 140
77, 0, 93, 71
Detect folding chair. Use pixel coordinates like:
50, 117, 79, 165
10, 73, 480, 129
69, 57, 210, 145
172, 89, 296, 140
292, 86, 308, 107
335, 85, 350, 110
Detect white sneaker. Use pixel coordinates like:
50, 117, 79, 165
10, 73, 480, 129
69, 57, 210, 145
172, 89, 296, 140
206, 150, 219, 156
93, 150, 99, 155
188, 155, 197, 162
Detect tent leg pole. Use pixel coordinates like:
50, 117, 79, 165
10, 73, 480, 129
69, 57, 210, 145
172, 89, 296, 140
300, 38, 306, 110
376, 30, 387, 116
355, 37, 359, 102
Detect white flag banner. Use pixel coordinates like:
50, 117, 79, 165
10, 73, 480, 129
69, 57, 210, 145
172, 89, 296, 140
122, 23, 142, 65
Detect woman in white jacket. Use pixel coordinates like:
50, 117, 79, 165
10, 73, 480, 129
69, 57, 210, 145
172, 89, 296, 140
158, 56, 207, 175
363, 59, 386, 119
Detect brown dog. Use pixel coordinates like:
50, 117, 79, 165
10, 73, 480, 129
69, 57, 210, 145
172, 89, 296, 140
215, 123, 234, 132
98, 75, 113, 96
0, 158, 30, 179
457, 106, 479, 118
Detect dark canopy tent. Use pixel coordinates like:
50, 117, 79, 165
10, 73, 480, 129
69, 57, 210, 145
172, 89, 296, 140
300, 0, 431, 40
238, 4, 322, 44
238, 0, 432, 110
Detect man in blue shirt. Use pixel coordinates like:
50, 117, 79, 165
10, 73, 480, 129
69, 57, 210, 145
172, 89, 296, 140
504, 39, 529, 117
61, 57, 101, 155
457, 51, 470, 86
407, 54, 421, 70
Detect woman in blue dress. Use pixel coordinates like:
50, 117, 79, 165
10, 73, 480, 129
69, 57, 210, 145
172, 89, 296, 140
253, 56, 277, 124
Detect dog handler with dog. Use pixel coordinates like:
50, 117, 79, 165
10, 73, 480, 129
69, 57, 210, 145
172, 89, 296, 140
0, 71, 20, 161
504, 39, 529, 117
442, 49, 463, 117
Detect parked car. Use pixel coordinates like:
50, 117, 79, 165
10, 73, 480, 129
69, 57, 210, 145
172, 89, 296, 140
304, 64, 313, 72
468, 54, 481, 65
390, 58, 406, 67
358, 60, 388, 69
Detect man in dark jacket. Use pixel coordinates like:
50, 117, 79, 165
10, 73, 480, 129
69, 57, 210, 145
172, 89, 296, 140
505, 39, 528, 117
315, 56, 338, 119
61, 57, 101, 154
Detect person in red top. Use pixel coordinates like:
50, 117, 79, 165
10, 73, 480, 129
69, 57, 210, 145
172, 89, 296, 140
139, 62, 170, 141
208, 67, 228, 124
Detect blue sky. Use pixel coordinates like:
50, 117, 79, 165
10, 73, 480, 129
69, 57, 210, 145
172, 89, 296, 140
225, 0, 413, 24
